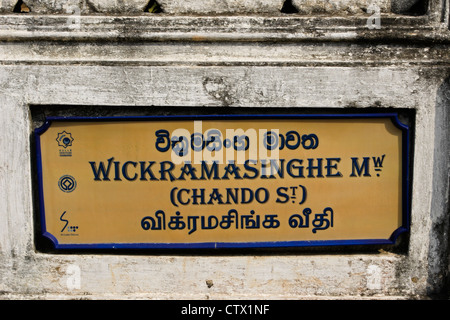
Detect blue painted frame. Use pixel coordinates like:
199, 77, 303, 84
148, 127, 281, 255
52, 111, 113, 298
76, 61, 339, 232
35, 113, 411, 250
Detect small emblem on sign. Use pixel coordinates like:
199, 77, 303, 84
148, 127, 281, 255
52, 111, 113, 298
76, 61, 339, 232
58, 175, 77, 193
56, 131, 74, 148
56, 131, 74, 157
60, 211, 79, 234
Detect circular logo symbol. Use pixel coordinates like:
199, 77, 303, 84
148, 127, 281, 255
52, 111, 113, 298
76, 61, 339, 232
58, 175, 77, 193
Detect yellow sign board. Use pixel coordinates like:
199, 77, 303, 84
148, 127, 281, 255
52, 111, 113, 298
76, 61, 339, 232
35, 114, 410, 249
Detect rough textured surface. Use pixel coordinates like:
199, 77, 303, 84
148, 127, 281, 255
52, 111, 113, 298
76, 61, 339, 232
291, 0, 391, 15
86, 0, 149, 14
0, 1, 449, 300
0, 0, 423, 14
157, 0, 285, 14
25, 0, 84, 14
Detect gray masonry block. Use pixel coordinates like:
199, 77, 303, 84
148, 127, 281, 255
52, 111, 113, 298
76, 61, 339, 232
0, 0, 17, 12
87, 0, 148, 14
157, 0, 285, 14
291, 0, 391, 14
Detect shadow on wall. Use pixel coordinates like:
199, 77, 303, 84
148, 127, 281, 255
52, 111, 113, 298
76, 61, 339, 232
427, 76, 450, 298
13, 0, 29, 13
391, 0, 429, 15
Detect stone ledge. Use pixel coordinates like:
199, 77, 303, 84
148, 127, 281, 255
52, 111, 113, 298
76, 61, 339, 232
0, 14, 448, 43
0, 293, 417, 300
1, 41, 449, 67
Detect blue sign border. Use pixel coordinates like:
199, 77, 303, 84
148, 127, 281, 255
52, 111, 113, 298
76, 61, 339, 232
35, 113, 410, 250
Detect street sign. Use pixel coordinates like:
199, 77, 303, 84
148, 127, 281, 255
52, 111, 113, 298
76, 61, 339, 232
35, 114, 410, 249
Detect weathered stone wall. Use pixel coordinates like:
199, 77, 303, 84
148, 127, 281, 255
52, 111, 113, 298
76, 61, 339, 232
0, 0, 424, 14
0, 0, 449, 300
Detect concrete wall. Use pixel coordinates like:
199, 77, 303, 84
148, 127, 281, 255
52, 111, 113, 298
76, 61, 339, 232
0, 0, 449, 299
